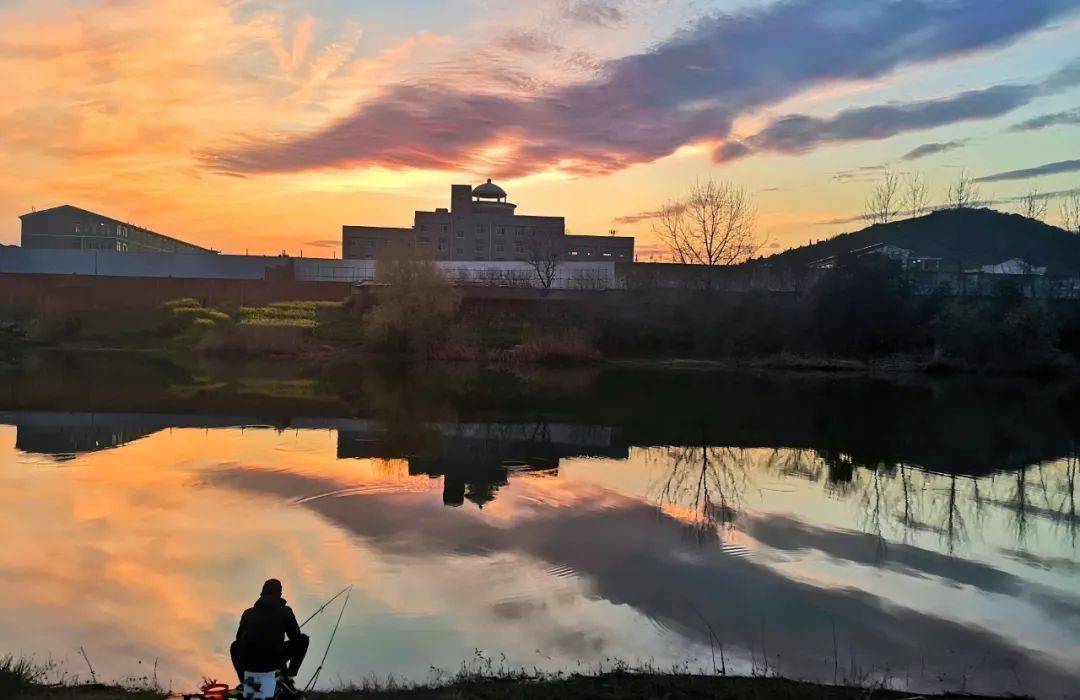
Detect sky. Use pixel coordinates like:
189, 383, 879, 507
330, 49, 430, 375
0, 0, 1078, 258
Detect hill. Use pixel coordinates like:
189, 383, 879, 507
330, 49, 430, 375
761, 208, 1080, 274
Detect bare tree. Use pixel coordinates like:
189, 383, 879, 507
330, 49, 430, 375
654, 179, 760, 266
945, 168, 980, 209
525, 232, 563, 288
1019, 188, 1049, 221
903, 172, 931, 218
1061, 191, 1080, 234
864, 169, 901, 224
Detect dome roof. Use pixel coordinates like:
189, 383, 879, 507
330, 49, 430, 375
472, 179, 507, 199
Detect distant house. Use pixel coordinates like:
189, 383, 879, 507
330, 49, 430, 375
978, 259, 1047, 276
808, 243, 914, 270
19, 205, 212, 254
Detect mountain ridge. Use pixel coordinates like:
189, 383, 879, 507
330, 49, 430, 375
760, 208, 1080, 274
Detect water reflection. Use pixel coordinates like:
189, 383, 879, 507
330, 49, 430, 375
0, 354, 1078, 697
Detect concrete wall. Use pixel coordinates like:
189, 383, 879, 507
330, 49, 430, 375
0, 246, 622, 289
0, 273, 349, 311
299, 257, 619, 288
0, 247, 290, 279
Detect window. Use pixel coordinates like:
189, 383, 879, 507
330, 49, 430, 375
475, 224, 484, 234
475, 240, 484, 250
494, 242, 504, 252
496, 227, 505, 236
456, 247, 464, 255
74, 223, 81, 233
442, 225, 448, 232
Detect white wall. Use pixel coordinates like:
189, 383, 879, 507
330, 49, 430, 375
0, 247, 621, 289
0, 247, 290, 280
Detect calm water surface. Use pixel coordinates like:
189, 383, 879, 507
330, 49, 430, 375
1, 355, 1078, 697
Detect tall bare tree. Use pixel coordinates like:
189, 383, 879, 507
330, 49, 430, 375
903, 172, 931, 218
946, 168, 980, 209
1019, 188, 1049, 221
525, 232, 564, 288
654, 179, 760, 266
864, 169, 901, 224
1061, 191, 1080, 234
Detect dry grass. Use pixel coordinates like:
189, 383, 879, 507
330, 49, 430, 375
501, 329, 601, 365
198, 323, 308, 356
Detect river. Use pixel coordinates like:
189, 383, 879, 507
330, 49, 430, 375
1, 353, 1077, 697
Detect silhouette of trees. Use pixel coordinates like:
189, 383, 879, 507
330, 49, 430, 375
903, 172, 931, 218
525, 232, 564, 288
1019, 188, 1048, 221
864, 169, 901, 224
1061, 191, 1080, 234
654, 179, 760, 266
945, 168, 980, 209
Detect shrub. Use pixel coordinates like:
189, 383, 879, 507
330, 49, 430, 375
161, 297, 201, 309
809, 258, 924, 358
932, 296, 1061, 372
363, 245, 460, 358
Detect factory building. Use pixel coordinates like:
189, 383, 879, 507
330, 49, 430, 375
19, 205, 213, 254
343, 181, 634, 262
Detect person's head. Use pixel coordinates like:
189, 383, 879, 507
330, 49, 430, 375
260, 578, 283, 598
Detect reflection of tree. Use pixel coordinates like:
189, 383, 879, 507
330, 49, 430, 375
941, 474, 967, 554
1064, 457, 1079, 547
764, 448, 825, 482
652, 444, 750, 538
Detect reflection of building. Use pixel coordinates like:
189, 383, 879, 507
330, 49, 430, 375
343, 181, 634, 263
15, 423, 161, 459
338, 421, 627, 507
20, 205, 213, 254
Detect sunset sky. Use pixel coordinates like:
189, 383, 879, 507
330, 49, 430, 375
1, 0, 1078, 258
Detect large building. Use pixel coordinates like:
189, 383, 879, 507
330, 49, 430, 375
343, 181, 634, 262
20, 205, 213, 254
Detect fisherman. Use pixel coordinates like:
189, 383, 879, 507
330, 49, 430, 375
231, 579, 309, 697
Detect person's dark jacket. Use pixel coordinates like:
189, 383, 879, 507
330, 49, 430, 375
234, 595, 303, 672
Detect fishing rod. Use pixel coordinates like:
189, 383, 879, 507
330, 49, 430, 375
304, 587, 351, 692
299, 585, 352, 629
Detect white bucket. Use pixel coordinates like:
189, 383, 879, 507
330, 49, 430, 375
242, 671, 276, 699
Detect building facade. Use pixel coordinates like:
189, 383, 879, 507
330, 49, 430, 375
343, 181, 634, 262
20, 205, 212, 254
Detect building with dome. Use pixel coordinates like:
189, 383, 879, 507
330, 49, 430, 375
342, 181, 634, 263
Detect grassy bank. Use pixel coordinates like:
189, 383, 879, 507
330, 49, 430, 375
7, 674, 1025, 700
4, 254, 1080, 375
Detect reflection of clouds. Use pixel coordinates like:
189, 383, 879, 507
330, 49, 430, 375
0, 428, 400, 687
740, 513, 1080, 634
215, 463, 1080, 698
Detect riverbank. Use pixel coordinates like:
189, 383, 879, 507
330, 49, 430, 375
4, 261, 1080, 374
9, 673, 1027, 700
